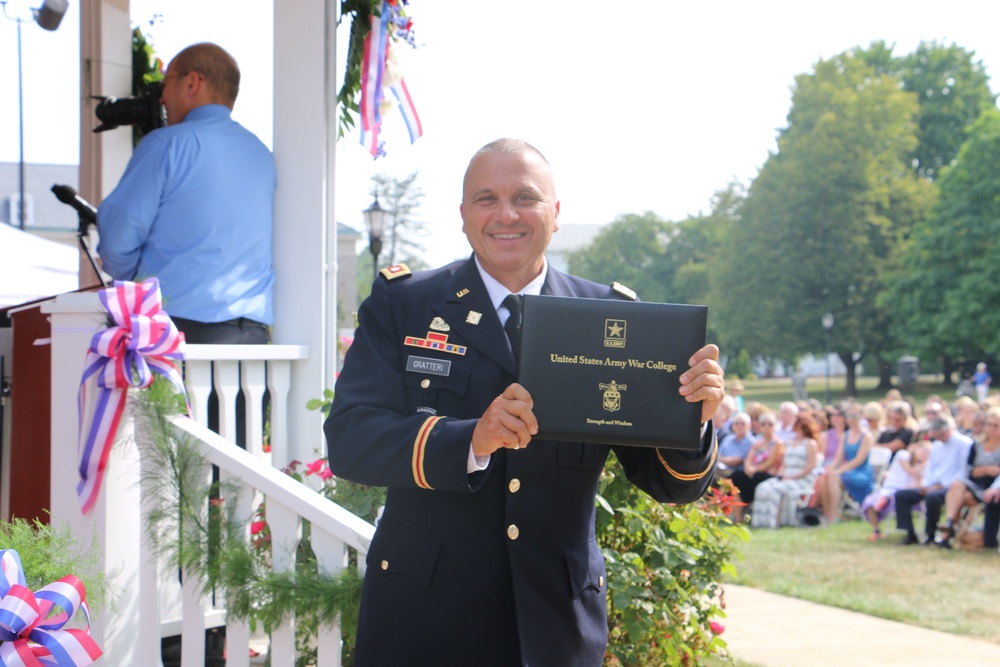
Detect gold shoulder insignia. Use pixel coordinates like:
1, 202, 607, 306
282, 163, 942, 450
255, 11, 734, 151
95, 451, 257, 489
611, 282, 637, 301
380, 264, 412, 281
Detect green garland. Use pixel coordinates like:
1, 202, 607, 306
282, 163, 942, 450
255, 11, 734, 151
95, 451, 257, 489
134, 379, 364, 664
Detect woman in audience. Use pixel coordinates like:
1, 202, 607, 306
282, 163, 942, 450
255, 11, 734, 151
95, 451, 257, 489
730, 412, 784, 523
751, 413, 820, 528
862, 401, 885, 437
860, 440, 928, 540
953, 395, 979, 437
936, 406, 1000, 547
744, 401, 766, 436
808, 406, 846, 507
811, 408, 831, 467
814, 406, 875, 523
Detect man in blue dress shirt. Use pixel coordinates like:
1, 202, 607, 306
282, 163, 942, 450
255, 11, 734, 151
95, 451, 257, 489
97, 42, 275, 344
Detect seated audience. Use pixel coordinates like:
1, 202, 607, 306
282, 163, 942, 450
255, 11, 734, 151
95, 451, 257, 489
811, 407, 831, 467
860, 440, 928, 540
882, 388, 903, 407
814, 406, 875, 523
744, 401, 766, 436
807, 405, 845, 507
895, 416, 974, 545
914, 400, 946, 442
713, 395, 737, 443
752, 413, 819, 528
936, 406, 1000, 548
953, 395, 979, 437
983, 482, 1000, 551
717, 412, 755, 476
877, 401, 915, 455
775, 401, 799, 444
862, 401, 885, 436
972, 409, 988, 440
731, 412, 784, 523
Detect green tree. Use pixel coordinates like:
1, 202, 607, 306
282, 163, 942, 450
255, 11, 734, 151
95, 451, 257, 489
883, 109, 1000, 367
566, 190, 735, 308
710, 49, 933, 395
898, 41, 997, 180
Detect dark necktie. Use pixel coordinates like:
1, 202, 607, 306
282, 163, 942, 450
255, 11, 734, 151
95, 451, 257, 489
503, 294, 523, 362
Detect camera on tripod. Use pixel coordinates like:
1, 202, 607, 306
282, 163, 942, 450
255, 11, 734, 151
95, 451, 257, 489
92, 80, 166, 136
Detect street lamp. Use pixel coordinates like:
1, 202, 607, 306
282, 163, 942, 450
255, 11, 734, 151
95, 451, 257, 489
362, 195, 389, 282
1, 0, 68, 230
822, 311, 834, 405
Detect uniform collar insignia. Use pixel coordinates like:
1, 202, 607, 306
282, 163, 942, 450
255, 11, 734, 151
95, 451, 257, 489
466, 310, 482, 325
456, 288, 470, 298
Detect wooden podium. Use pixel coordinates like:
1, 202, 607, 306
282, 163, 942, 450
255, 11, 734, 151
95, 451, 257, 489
1, 286, 101, 524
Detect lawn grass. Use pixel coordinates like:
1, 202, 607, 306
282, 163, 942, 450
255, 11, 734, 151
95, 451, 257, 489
726, 518, 1000, 643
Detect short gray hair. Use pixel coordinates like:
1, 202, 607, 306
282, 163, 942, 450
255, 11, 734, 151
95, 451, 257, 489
928, 415, 953, 433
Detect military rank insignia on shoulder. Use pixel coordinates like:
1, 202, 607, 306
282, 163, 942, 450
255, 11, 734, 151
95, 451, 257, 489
380, 264, 412, 281
611, 281, 637, 301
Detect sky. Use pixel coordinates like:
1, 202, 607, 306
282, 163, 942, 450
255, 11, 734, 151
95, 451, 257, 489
2, 0, 1000, 267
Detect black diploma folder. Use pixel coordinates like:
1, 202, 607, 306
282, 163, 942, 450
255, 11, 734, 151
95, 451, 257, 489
517, 295, 707, 450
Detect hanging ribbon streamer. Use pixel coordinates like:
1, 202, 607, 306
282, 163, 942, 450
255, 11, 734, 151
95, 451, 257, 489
76, 278, 189, 514
359, 0, 422, 159
0, 550, 102, 667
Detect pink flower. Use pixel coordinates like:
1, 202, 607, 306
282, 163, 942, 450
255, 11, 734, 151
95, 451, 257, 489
709, 621, 725, 635
317, 467, 334, 481
306, 459, 327, 476
250, 521, 267, 535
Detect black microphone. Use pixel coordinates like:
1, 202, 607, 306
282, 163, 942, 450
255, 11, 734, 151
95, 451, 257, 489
51, 184, 98, 227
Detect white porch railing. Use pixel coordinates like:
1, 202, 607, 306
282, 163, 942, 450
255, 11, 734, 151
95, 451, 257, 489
39, 292, 374, 667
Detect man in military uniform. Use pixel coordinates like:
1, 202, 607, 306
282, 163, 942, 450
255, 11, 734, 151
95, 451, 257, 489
325, 138, 724, 666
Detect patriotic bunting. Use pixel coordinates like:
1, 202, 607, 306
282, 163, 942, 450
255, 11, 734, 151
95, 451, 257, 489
0, 550, 102, 667
76, 278, 189, 513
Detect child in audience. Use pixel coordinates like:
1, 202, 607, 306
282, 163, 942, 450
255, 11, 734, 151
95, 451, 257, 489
860, 440, 929, 540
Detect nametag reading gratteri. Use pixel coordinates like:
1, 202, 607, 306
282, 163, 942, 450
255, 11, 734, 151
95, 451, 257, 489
407, 355, 452, 376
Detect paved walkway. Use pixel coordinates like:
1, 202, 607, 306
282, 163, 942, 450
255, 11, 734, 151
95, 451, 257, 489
723, 584, 1000, 667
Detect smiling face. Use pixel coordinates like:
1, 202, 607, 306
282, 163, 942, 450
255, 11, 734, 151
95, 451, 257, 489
460, 149, 560, 292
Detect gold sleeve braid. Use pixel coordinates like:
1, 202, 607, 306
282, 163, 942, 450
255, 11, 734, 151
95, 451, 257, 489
656, 434, 718, 481
411, 416, 442, 490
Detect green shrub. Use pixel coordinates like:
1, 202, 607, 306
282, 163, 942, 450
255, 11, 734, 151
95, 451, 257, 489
598, 466, 748, 666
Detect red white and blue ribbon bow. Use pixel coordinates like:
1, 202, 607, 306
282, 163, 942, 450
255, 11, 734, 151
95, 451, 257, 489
76, 278, 189, 513
359, 0, 422, 158
0, 550, 102, 667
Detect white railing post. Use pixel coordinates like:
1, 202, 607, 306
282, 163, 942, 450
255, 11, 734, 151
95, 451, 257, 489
180, 457, 211, 666
241, 360, 267, 459
263, 500, 301, 665
311, 530, 348, 667
44, 292, 147, 663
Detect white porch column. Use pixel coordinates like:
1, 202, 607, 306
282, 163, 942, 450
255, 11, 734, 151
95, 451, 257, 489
271, 0, 338, 466
78, 0, 133, 285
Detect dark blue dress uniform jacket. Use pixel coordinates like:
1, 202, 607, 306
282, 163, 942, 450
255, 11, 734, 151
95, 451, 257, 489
325, 257, 717, 667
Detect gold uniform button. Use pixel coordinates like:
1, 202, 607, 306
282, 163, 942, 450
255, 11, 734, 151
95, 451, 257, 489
380, 560, 389, 571
508, 478, 521, 493
599, 575, 605, 587
506, 524, 520, 540
420, 379, 430, 389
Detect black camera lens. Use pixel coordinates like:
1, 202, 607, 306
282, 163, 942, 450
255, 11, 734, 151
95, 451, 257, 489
93, 81, 166, 136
